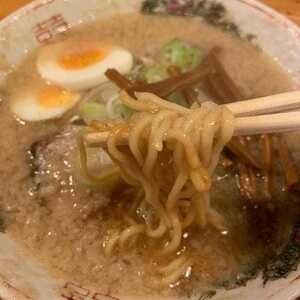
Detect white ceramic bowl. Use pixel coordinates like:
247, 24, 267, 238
0, 1, 300, 299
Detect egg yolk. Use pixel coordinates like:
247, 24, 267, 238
59, 48, 108, 70
38, 86, 75, 108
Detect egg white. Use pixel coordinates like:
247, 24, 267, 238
37, 40, 133, 91
10, 89, 81, 122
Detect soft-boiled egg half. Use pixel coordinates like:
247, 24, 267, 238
10, 85, 81, 121
37, 40, 133, 91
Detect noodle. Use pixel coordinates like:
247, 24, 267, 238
157, 256, 193, 287
83, 91, 234, 286
143, 111, 176, 175
129, 113, 153, 166
119, 224, 145, 249
77, 133, 120, 183
103, 230, 121, 257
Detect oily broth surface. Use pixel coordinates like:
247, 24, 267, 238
0, 13, 297, 297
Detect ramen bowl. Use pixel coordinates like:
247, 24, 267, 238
0, 1, 300, 300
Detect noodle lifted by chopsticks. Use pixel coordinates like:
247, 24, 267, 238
83, 91, 235, 286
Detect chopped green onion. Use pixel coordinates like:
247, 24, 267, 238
159, 39, 203, 72
141, 65, 169, 83
113, 102, 134, 119
79, 102, 107, 124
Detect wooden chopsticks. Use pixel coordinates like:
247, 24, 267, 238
232, 90, 300, 135
226, 90, 300, 116
84, 90, 300, 147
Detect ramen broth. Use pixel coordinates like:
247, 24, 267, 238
0, 13, 299, 297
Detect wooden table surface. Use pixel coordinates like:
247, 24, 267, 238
0, 0, 299, 25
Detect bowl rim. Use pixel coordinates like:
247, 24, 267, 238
0, 1, 300, 300
0, 0, 300, 35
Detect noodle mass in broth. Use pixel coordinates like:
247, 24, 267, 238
81, 91, 234, 285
